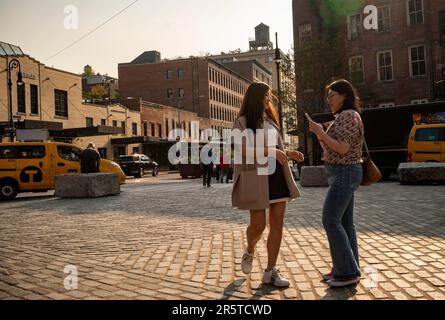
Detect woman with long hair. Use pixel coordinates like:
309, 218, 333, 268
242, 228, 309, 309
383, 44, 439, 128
231, 82, 304, 287
307, 79, 364, 288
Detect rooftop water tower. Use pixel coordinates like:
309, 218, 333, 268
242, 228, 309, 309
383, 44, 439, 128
249, 23, 273, 51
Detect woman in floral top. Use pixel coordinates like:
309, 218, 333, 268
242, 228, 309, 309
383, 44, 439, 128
308, 79, 364, 288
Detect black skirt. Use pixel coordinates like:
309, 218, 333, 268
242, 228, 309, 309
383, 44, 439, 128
268, 161, 290, 202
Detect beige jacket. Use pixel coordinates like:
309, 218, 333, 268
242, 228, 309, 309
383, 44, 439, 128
231, 116, 301, 210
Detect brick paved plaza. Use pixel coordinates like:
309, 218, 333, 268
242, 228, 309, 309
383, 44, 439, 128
0, 174, 444, 300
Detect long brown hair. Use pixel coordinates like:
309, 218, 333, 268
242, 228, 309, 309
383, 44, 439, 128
237, 82, 280, 132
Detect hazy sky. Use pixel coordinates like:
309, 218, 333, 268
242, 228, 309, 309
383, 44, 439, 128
0, 0, 294, 78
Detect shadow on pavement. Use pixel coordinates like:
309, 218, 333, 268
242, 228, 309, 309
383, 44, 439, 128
220, 278, 246, 300
249, 283, 287, 300
220, 278, 288, 300
321, 285, 358, 300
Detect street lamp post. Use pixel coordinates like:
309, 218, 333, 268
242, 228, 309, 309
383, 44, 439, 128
274, 32, 284, 133
7, 58, 24, 142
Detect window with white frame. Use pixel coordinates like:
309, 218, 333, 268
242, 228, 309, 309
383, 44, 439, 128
377, 50, 393, 81
378, 102, 395, 108
348, 14, 362, 40
378, 6, 391, 33
349, 56, 364, 84
407, 0, 424, 26
411, 99, 428, 104
409, 45, 426, 77
298, 24, 312, 47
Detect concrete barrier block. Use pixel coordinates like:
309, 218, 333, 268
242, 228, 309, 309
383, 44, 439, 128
398, 162, 445, 185
300, 166, 328, 187
55, 173, 120, 198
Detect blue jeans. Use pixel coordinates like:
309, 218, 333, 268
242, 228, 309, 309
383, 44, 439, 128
323, 163, 363, 280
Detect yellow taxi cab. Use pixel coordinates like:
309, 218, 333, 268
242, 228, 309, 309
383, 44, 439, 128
407, 124, 445, 162
0, 141, 126, 200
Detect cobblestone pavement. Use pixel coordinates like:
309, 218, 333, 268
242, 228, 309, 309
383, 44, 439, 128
0, 175, 444, 300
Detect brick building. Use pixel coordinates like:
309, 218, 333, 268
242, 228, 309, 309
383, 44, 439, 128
211, 49, 282, 91
292, 0, 445, 107
94, 98, 210, 167
118, 53, 250, 140
216, 59, 272, 85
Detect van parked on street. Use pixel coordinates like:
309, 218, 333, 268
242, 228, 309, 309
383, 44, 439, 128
408, 124, 445, 162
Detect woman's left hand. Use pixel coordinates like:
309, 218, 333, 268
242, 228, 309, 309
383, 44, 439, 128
287, 150, 304, 162
308, 120, 324, 136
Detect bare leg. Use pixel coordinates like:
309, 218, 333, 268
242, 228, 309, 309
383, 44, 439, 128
266, 202, 286, 271
246, 209, 266, 254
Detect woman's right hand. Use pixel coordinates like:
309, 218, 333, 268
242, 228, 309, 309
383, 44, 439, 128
270, 148, 288, 166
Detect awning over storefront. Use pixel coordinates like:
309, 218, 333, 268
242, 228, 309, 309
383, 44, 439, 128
8, 119, 63, 131
111, 136, 160, 145
58, 125, 123, 138
1, 121, 122, 138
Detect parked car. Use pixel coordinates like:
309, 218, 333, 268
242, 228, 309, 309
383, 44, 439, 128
119, 154, 159, 178
0, 142, 126, 200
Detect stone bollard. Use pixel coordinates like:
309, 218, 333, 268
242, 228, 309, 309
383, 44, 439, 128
55, 173, 120, 198
300, 166, 328, 187
398, 162, 445, 185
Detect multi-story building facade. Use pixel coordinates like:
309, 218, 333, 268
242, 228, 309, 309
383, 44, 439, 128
292, 0, 445, 158
0, 42, 218, 167
71, 102, 141, 160
217, 59, 272, 85
211, 49, 281, 91
118, 52, 250, 139
293, 0, 445, 107
96, 98, 210, 140
0, 42, 141, 160
95, 98, 210, 168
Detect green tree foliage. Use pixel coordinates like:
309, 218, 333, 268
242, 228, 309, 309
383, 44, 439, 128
83, 65, 94, 76
84, 84, 108, 100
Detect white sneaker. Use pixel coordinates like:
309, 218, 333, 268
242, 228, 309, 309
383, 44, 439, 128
241, 250, 254, 274
262, 267, 290, 287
